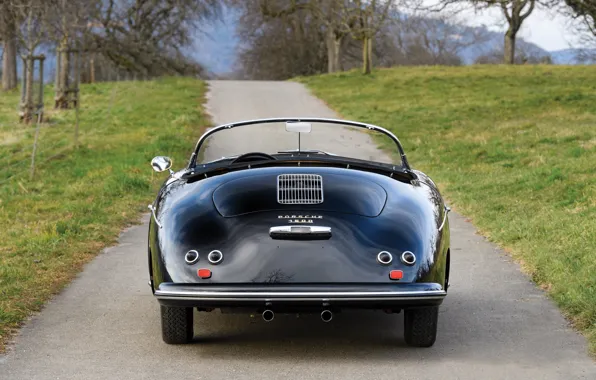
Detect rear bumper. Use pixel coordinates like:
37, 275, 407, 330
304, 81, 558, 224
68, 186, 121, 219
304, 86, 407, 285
154, 283, 446, 309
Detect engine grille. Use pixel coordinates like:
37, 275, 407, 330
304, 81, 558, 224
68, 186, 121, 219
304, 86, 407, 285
277, 174, 324, 204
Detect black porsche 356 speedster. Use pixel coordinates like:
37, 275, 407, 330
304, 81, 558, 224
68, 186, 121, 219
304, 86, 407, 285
148, 118, 450, 347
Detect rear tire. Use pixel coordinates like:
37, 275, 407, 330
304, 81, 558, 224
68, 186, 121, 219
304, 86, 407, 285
404, 306, 438, 347
160, 305, 193, 344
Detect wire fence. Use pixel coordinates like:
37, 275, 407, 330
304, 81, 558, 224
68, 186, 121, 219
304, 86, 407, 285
0, 74, 145, 189
0, 121, 68, 186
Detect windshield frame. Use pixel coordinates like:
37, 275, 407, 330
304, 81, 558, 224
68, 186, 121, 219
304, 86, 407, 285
187, 117, 411, 171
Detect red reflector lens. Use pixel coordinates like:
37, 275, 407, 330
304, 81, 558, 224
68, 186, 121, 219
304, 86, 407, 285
389, 270, 403, 280
197, 269, 212, 279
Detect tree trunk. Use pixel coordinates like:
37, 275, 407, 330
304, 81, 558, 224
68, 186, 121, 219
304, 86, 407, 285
367, 36, 373, 71
21, 57, 35, 123
55, 37, 70, 108
325, 30, 342, 73
1, 20, 18, 91
362, 37, 372, 75
504, 30, 516, 65
333, 38, 342, 71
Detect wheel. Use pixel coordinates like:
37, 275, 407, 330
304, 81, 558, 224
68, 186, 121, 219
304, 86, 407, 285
404, 306, 439, 347
160, 305, 193, 344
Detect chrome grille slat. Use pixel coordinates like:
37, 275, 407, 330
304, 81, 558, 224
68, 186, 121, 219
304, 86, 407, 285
277, 174, 323, 204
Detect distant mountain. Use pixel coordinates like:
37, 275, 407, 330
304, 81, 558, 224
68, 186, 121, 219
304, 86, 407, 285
458, 25, 550, 64
549, 48, 596, 64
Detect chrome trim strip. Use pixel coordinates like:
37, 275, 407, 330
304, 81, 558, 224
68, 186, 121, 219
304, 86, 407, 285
147, 205, 162, 229
157, 296, 445, 302
269, 226, 331, 235
278, 149, 337, 156
188, 117, 412, 171
155, 289, 447, 301
438, 205, 450, 231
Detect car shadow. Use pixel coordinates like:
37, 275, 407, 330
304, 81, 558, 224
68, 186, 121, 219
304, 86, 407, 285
181, 290, 589, 370
189, 310, 414, 360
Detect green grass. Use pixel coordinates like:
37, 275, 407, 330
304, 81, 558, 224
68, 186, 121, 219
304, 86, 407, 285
0, 78, 208, 351
297, 65, 596, 355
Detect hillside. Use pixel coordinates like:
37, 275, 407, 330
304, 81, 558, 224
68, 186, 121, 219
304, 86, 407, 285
0, 78, 208, 351
297, 65, 596, 354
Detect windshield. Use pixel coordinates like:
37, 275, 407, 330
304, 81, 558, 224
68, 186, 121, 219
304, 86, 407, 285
194, 119, 405, 167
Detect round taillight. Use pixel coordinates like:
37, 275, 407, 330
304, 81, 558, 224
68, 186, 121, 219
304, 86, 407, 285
377, 251, 393, 265
184, 250, 199, 264
207, 250, 223, 265
401, 251, 416, 266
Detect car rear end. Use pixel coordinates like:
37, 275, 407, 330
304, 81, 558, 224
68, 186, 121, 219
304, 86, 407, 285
150, 167, 449, 346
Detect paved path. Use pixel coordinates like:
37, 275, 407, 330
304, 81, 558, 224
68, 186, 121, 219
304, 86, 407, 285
1, 81, 594, 380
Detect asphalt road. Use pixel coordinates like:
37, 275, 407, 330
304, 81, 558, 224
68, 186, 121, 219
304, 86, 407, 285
1, 81, 594, 380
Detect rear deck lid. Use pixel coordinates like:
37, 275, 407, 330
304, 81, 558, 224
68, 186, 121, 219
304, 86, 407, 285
212, 173, 387, 217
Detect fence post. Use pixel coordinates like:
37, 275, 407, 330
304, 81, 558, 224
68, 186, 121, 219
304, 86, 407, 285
89, 53, 95, 83
38, 55, 45, 121
74, 51, 81, 149
20, 58, 27, 99
54, 49, 61, 92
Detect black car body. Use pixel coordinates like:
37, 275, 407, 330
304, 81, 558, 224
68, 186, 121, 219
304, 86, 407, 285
148, 118, 450, 347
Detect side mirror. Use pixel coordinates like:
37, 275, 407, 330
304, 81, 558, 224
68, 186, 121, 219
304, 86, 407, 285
151, 156, 173, 173
286, 121, 312, 133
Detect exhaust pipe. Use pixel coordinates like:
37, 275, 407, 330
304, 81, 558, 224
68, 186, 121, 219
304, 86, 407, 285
262, 309, 274, 322
321, 310, 333, 323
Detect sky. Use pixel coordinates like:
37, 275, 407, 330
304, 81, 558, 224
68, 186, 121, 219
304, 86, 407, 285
437, 4, 580, 52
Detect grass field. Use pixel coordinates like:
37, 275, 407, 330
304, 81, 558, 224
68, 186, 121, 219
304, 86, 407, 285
0, 78, 207, 351
297, 65, 596, 354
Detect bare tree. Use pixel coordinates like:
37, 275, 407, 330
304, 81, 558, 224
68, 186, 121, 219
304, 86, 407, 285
237, 1, 327, 79
348, 0, 393, 74
563, 1, 596, 62
16, 0, 53, 113
499, 0, 536, 63
431, 0, 542, 64
44, 0, 93, 107
1, 1, 19, 91
258, 0, 359, 73
565, 0, 596, 33
87, 0, 222, 77
235, 1, 497, 78
387, 12, 484, 65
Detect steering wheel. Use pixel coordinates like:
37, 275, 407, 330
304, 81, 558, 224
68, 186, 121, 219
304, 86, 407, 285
230, 152, 277, 164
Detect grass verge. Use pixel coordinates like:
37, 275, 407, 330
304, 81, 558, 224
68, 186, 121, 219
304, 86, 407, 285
0, 78, 208, 352
297, 65, 596, 355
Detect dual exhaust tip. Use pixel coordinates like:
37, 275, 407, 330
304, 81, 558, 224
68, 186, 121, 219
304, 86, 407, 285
376, 250, 416, 266
184, 250, 223, 265
261, 309, 333, 323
